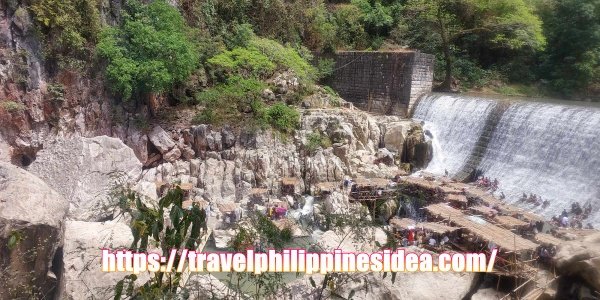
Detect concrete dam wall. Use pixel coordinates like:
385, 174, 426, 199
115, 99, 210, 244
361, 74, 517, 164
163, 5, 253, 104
329, 51, 434, 117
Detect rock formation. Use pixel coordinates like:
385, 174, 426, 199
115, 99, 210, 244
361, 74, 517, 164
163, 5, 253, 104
27, 136, 142, 222
555, 232, 600, 291
57, 221, 146, 300
0, 162, 69, 299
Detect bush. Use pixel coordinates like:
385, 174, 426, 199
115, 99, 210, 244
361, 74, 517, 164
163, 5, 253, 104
30, 0, 101, 68
0, 101, 25, 113
316, 58, 335, 80
207, 47, 276, 79
207, 35, 317, 83
97, 0, 199, 101
192, 109, 216, 124
263, 102, 300, 134
193, 76, 267, 125
248, 37, 318, 83
306, 132, 332, 153
195, 76, 266, 105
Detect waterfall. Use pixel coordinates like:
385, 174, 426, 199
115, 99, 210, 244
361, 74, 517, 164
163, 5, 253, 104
413, 94, 600, 225
478, 101, 600, 223
413, 94, 497, 176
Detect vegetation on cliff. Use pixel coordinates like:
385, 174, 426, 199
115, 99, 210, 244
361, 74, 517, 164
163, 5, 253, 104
96, 0, 199, 101
27, 0, 600, 118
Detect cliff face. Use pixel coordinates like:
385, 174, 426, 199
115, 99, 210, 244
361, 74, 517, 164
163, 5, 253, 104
0, 3, 434, 298
0, 0, 118, 165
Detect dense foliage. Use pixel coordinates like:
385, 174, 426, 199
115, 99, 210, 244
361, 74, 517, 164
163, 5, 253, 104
96, 0, 199, 101
30, 0, 101, 69
539, 0, 600, 97
29, 0, 600, 109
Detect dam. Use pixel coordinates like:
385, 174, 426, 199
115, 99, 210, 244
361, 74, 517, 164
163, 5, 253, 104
413, 94, 600, 226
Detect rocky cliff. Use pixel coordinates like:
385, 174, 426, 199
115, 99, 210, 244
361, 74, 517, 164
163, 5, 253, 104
0, 2, 437, 298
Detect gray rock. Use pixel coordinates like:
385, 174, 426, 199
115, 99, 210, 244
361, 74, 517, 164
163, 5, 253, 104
163, 147, 182, 163
125, 127, 149, 165
555, 232, 600, 291
221, 126, 236, 149
148, 125, 176, 154
0, 162, 69, 299
376, 148, 395, 166
181, 146, 195, 160
28, 136, 142, 221
12, 7, 33, 34
58, 221, 149, 300
383, 122, 410, 153
213, 229, 236, 249
191, 124, 210, 153
221, 149, 236, 160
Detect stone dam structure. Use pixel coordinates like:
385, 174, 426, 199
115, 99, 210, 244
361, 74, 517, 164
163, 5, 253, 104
329, 51, 435, 117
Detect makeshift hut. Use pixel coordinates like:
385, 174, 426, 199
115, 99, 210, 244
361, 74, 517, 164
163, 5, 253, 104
281, 177, 300, 195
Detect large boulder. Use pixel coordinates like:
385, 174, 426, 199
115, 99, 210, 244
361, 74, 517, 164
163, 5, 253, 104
28, 136, 142, 221
382, 121, 412, 154
148, 125, 176, 154
58, 221, 145, 300
0, 162, 69, 299
403, 124, 432, 169
555, 232, 600, 291
324, 191, 353, 215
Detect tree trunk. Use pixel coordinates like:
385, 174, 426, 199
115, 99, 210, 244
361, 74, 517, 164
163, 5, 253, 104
437, 9, 454, 91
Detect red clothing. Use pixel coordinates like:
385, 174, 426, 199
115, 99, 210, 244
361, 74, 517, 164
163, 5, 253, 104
408, 231, 415, 243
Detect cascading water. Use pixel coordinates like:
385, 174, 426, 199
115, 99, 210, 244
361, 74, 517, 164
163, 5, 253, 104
413, 94, 600, 225
478, 101, 600, 223
413, 94, 497, 176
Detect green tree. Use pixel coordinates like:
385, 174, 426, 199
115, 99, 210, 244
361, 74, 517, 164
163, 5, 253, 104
540, 0, 600, 97
400, 0, 545, 90
97, 0, 199, 101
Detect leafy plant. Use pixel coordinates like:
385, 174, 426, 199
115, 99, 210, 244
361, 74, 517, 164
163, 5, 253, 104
306, 132, 332, 154
7, 230, 24, 250
97, 0, 199, 101
207, 47, 276, 79
263, 102, 300, 134
0, 101, 25, 113
113, 187, 207, 299
47, 83, 65, 103
30, 0, 101, 68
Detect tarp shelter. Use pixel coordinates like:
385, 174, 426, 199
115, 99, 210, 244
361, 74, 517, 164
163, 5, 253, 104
425, 204, 538, 252
495, 215, 529, 228
182, 199, 208, 210
217, 202, 239, 213
282, 177, 300, 195
354, 177, 390, 188
390, 217, 459, 234
534, 233, 563, 246
249, 188, 269, 195
447, 194, 468, 203
470, 205, 498, 216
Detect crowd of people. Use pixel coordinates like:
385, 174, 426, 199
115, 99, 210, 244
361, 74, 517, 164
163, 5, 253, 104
519, 193, 551, 208
392, 227, 453, 250
475, 176, 499, 191
550, 202, 594, 229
